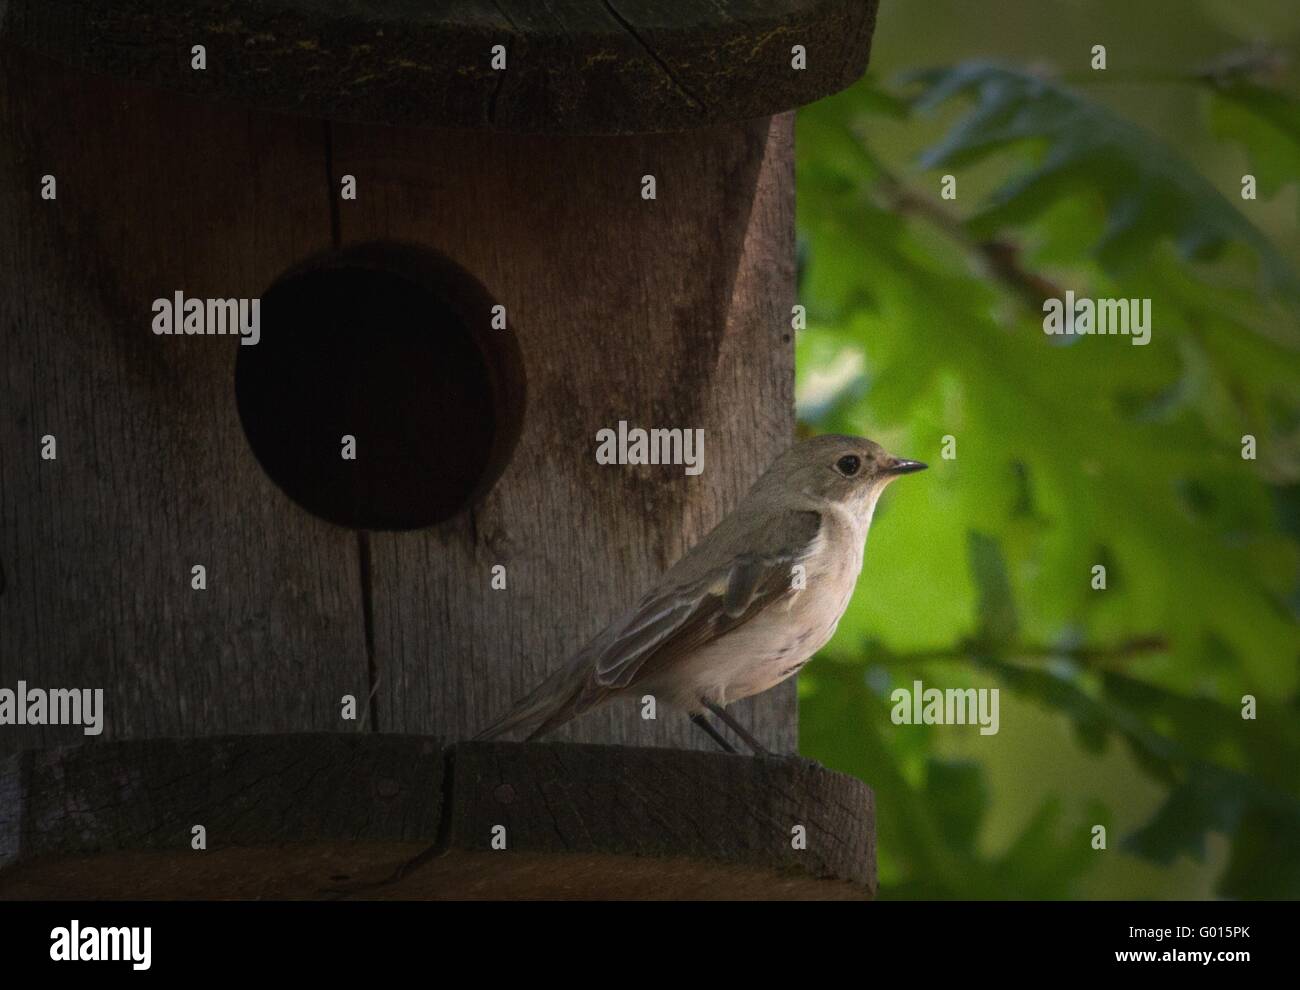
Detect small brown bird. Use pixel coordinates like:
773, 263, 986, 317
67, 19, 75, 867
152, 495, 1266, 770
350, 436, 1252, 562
476, 434, 925, 753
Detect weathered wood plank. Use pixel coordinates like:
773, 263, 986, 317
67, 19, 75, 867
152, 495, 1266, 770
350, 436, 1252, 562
0, 734, 445, 859
0, 734, 445, 899
0, 737, 875, 899
0, 0, 879, 134
440, 740, 875, 892
0, 47, 369, 755
328, 113, 798, 751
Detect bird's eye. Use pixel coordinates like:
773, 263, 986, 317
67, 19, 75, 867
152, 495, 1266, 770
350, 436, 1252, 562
835, 455, 861, 477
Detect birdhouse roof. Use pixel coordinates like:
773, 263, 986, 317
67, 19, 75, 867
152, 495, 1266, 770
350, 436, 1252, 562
0, 0, 878, 133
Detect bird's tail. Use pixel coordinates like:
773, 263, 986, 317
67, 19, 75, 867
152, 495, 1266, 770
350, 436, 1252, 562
473, 658, 594, 742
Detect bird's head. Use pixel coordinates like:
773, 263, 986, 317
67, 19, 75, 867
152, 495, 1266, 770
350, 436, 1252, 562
758, 434, 926, 523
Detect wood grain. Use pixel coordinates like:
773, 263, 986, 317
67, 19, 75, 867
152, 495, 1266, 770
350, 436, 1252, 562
1, 50, 800, 755
0, 736, 875, 899
329, 113, 799, 751
442, 740, 875, 892
0, 47, 369, 755
0, 0, 879, 133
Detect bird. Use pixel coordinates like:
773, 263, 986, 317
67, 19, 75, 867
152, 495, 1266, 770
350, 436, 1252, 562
475, 434, 926, 754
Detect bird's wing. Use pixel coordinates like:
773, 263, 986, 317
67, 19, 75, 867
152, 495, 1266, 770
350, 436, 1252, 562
586, 508, 824, 699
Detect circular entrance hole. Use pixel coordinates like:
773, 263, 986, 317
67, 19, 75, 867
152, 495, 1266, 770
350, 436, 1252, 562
236, 243, 524, 530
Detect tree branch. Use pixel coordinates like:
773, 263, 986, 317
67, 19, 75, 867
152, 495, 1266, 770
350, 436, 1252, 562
873, 173, 1065, 311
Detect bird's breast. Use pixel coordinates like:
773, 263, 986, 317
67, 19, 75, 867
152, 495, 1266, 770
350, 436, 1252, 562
693, 533, 865, 705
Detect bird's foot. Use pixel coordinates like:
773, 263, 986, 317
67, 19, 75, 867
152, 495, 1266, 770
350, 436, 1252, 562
690, 713, 737, 754
702, 699, 771, 756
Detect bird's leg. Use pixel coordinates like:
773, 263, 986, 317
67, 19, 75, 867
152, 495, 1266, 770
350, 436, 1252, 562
702, 700, 771, 757
690, 713, 737, 754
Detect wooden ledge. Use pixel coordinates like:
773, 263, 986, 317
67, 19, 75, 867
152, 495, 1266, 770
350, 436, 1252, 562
0, 734, 876, 899
0, 0, 878, 133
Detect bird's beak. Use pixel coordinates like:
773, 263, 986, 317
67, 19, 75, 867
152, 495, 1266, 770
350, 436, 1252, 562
884, 457, 927, 476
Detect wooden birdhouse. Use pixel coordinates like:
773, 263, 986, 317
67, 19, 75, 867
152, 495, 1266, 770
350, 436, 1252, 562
0, 1, 879, 898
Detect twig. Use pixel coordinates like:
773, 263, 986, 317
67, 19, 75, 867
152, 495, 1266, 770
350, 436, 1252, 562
870, 163, 1065, 310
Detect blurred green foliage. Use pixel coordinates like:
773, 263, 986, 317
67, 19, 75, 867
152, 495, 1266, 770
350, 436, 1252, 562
794, 9, 1300, 899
